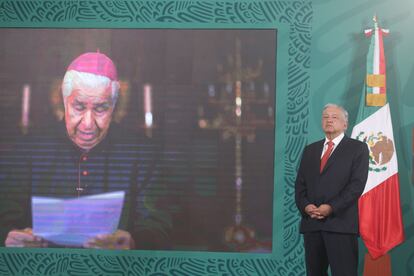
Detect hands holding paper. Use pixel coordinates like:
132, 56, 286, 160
304, 204, 332, 219
5, 191, 133, 249
5, 228, 48, 248
6, 228, 134, 249
84, 229, 135, 249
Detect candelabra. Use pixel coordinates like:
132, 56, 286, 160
198, 37, 274, 251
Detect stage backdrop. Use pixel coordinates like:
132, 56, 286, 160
0, 0, 413, 276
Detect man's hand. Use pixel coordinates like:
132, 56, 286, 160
84, 229, 135, 250
305, 204, 333, 219
315, 204, 333, 218
304, 204, 320, 218
5, 228, 48, 248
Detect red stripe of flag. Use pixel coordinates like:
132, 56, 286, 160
358, 173, 404, 259
378, 29, 386, 94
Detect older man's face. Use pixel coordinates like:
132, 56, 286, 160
64, 82, 114, 151
321, 106, 347, 139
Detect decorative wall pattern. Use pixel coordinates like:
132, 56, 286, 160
0, 0, 312, 275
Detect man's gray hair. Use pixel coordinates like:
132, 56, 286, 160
61, 70, 120, 105
323, 103, 348, 123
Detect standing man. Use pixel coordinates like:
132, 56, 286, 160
295, 103, 369, 276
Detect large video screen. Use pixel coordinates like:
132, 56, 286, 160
0, 28, 276, 252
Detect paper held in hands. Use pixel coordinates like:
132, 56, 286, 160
32, 191, 125, 247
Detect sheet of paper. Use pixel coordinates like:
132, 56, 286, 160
32, 191, 125, 247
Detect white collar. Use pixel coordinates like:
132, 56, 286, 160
324, 132, 344, 146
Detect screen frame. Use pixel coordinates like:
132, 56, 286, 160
0, 1, 311, 275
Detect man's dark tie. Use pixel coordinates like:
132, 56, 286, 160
320, 141, 334, 172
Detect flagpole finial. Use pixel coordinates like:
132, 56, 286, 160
373, 14, 379, 29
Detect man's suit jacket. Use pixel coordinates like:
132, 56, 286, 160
295, 135, 369, 234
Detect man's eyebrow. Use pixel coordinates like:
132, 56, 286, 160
73, 99, 85, 105
93, 102, 111, 107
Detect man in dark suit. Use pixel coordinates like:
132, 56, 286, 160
1, 52, 171, 250
295, 103, 369, 276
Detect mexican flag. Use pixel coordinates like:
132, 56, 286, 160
351, 17, 404, 260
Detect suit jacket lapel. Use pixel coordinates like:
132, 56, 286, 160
321, 135, 348, 173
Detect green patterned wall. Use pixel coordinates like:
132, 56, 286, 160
0, 0, 311, 275
307, 1, 414, 275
